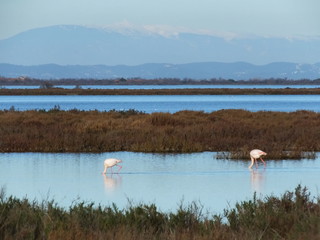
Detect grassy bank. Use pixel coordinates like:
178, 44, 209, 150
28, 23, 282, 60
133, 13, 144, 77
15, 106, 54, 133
0, 185, 319, 240
1, 87, 320, 95
0, 109, 319, 158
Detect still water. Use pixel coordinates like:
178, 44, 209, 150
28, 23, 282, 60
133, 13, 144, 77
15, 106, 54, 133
1, 152, 319, 213
1, 95, 320, 112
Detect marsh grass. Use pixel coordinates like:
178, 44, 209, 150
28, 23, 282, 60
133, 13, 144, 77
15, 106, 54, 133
0, 109, 319, 158
0, 185, 319, 239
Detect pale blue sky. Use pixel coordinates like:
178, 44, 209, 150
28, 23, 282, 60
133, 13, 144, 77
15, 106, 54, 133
1, 0, 319, 39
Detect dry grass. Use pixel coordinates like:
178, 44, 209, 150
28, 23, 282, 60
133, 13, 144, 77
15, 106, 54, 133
0, 109, 319, 158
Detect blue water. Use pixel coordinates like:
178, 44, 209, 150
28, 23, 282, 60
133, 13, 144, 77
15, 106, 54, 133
1, 152, 319, 213
2, 84, 320, 89
1, 95, 320, 113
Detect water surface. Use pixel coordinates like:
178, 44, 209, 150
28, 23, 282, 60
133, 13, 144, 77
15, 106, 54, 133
1, 152, 319, 213
1, 95, 320, 112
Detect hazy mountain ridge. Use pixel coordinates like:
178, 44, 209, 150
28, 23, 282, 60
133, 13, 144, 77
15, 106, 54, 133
1, 62, 319, 80
0, 25, 320, 66
0, 25, 319, 80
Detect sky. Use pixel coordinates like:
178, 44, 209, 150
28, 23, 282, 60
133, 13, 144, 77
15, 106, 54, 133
1, 0, 320, 40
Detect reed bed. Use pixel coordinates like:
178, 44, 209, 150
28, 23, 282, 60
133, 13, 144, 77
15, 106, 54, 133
1, 87, 320, 95
0, 109, 319, 158
0, 185, 319, 240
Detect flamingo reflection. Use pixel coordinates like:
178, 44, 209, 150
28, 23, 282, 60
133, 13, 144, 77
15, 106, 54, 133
103, 174, 122, 193
250, 168, 265, 193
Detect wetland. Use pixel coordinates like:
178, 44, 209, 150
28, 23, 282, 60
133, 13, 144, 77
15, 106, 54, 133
1, 86, 320, 239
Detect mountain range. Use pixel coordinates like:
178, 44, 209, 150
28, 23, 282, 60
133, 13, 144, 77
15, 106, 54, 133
0, 25, 319, 79
1, 62, 319, 80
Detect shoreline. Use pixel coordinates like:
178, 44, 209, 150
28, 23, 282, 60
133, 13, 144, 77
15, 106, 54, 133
1, 87, 320, 95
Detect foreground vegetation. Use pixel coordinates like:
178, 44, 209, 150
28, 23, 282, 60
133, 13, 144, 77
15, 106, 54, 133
0, 109, 319, 158
0, 185, 319, 240
1, 87, 320, 95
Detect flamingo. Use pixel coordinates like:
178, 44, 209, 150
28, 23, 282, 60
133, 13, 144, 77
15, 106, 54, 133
102, 158, 122, 175
249, 149, 267, 169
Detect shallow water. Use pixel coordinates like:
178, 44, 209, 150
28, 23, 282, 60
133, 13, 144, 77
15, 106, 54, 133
1, 95, 320, 112
1, 152, 319, 213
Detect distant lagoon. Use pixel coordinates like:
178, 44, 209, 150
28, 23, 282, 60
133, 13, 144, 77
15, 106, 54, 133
1, 94, 320, 113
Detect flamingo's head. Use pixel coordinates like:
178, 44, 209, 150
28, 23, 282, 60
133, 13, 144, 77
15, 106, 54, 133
260, 151, 267, 156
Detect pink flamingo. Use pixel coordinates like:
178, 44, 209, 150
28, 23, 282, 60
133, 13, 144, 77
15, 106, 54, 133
102, 158, 122, 175
249, 149, 267, 169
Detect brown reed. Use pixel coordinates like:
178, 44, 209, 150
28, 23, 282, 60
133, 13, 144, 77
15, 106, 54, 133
0, 109, 319, 158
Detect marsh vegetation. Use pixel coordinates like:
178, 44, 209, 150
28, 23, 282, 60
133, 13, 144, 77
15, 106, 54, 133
0, 185, 319, 240
0, 109, 319, 158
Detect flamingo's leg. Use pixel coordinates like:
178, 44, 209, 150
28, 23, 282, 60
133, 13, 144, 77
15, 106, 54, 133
249, 157, 255, 169
260, 157, 266, 166
254, 158, 259, 168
